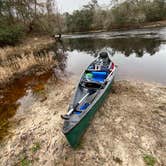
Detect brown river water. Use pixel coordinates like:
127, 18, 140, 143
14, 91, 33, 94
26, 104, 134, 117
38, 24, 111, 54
0, 27, 166, 140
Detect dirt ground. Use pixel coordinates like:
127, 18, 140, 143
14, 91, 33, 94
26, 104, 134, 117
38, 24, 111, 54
0, 79, 165, 166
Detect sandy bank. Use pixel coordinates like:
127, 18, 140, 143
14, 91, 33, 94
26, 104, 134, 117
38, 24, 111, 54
0, 80, 165, 166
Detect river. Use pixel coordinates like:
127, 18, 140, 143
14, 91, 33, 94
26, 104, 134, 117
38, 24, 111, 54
63, 27, 166, 84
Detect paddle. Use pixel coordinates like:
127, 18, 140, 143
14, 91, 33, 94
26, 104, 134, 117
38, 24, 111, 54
61, 93, 90, 120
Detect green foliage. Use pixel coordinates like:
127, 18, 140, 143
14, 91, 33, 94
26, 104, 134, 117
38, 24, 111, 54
107, 0, 166, 27
20, 156, 31, 166
65, 9, 93, 32
0, 24, 25, 46
143, 154, 156, 166
92, 9, 107, 30
31, 142, 41, 153
64, 0, 99, 32
64, 0, 166, 32
0, 0, 61, 46
145, 0, 166, 22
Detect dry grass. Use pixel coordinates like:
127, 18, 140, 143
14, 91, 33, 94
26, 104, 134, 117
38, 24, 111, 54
0, 36, 54, 60
0, 36, 57, 84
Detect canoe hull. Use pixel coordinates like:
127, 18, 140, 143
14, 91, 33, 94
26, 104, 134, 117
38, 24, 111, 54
64, 79, 113, 148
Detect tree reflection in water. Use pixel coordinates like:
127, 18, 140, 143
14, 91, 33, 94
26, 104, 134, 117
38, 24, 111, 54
64, 37, 161, 57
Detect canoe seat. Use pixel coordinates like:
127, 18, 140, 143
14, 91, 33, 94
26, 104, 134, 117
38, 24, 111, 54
74, 103, 90, 114
80, 103, 89, 110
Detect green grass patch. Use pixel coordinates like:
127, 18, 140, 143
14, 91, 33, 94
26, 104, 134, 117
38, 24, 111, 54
143, 154, 156, 166
31, 142, 41, 153
20, 156, 31, 166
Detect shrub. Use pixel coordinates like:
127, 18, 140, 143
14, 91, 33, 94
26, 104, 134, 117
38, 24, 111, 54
143, 154, 156, 166
0, 24, 25, 46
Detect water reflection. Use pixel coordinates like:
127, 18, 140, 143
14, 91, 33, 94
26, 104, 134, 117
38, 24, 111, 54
0, 71, 52, 140
64, 37, 161, 57
63, 28, 166, 84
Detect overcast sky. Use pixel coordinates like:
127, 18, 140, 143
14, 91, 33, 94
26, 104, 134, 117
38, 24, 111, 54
56, 0, 111, 13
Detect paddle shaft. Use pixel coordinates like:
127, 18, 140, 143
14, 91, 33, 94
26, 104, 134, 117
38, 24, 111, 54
66, 93, 90, 116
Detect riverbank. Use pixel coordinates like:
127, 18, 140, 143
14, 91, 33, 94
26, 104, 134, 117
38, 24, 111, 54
0, 36, 58, 86
0, 80, 165, 166
110, 20, 166, 31
0, 36, 54, 58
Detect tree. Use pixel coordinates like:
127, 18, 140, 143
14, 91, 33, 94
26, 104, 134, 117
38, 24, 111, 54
83, 0, 99, 10
0, 0, 61, 46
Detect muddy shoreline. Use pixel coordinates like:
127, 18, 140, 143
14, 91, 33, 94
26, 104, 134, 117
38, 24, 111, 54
0, 80, 165, 166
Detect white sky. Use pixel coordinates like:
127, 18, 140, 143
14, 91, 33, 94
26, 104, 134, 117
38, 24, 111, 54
56, 0, 111, 13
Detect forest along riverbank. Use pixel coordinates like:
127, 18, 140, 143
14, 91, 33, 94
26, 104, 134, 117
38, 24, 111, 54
0, 79, 165, 166
65, 19, 166, 34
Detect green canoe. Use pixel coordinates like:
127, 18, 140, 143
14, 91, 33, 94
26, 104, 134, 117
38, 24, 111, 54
61, 51, 117, 148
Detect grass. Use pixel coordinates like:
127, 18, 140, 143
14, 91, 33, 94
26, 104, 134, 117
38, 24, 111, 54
143, 154, 156, 166
19, 143, 41, 166
20, 156, 31, 166
31, 142, 41, 153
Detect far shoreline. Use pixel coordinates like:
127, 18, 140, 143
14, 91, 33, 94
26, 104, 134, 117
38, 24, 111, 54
63, 19, 166, 35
